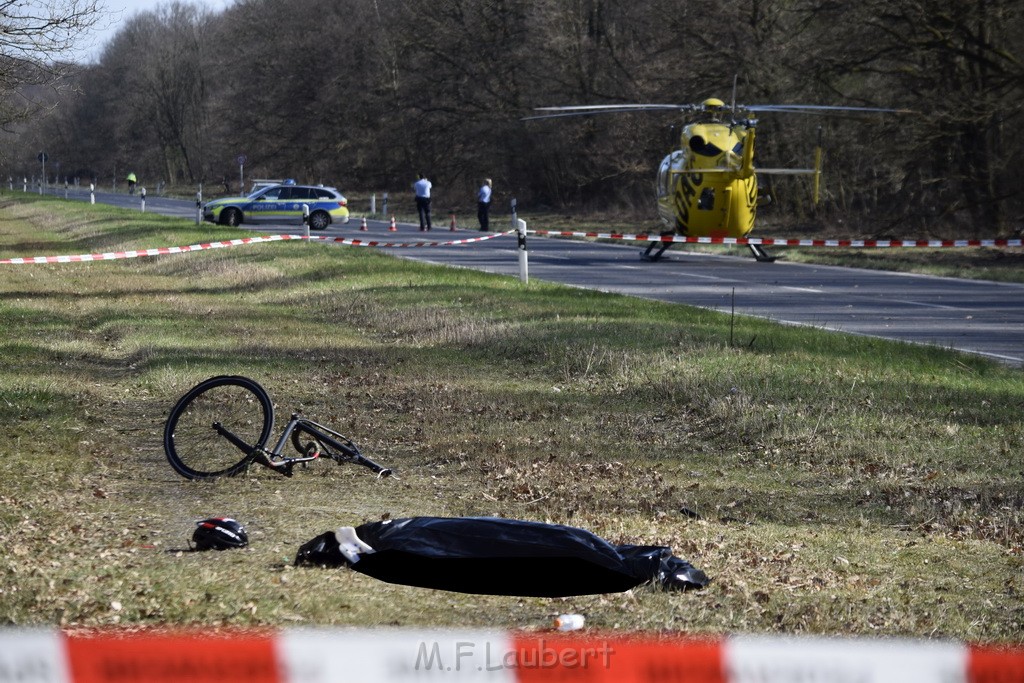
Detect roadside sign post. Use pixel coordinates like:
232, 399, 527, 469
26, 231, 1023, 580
237, 154, 247, 193
37, 152, 47, 195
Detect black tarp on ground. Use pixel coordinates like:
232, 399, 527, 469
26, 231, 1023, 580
295, 516, 709, 597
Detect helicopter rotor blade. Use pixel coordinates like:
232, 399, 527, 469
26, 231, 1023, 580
524, 102, 911, 121
754, 168, 818, 175
744, 104, 912, 115
533, 104, 695, 113
677, 168, 817, 175
523, 104, 698, 121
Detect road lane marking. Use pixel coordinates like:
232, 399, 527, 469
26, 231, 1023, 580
892, 299, 960, 310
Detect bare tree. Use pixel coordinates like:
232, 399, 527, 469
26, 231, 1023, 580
9, 0, 1022, 235
88, 2, 214, 185
0, 0, 103, 128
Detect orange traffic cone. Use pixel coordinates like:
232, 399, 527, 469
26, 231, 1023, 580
360, 216, 368, 231
389, 216, 397, 231
450, 214, 457, 231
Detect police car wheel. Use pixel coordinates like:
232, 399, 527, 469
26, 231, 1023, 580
309, 211, 330, 231
221, 208, 241, 227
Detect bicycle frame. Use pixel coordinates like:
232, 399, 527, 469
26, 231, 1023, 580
216, 413, 392, 478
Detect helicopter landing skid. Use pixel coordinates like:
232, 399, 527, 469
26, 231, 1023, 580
640, 241, 670, 262
748, 243, 777, 262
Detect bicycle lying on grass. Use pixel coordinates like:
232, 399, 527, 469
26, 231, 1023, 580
163, 375, 392, 480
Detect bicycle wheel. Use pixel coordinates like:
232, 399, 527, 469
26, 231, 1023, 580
163, 375, 274, 479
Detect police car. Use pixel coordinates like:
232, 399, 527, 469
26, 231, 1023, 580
203, 180, 350, 230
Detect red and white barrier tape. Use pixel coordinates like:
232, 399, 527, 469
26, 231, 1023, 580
528, 229, 1024, 249
0, 234, 298, 264
0, 231, 511, 265
318, 230, 513, 249
3, 228, 1020, 265
2, 629, 1022, 683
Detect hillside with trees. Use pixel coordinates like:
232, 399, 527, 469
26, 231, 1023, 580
3, 0, 1022, 236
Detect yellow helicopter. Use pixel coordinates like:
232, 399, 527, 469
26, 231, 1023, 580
528, 96, 904, 262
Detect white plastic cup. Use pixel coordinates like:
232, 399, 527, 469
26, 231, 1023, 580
553, 614, 585, 631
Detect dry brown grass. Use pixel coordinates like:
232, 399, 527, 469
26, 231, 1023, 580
0, 195, 1021, 643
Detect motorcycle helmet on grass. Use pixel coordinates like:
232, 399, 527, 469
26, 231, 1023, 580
192, 517, 248, 550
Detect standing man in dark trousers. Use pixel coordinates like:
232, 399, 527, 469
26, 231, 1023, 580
414, 174, 432, 231
477, 178, 492, 231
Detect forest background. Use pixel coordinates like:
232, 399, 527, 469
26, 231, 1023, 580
2, 0, 1022, 236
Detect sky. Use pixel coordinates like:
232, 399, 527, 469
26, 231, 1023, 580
73, 0, 235, 63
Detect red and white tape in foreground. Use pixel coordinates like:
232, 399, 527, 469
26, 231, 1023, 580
3, 229, 1020, 265
0, 234, 300, 264
2, 629, 1022, 683
529, 229, 1024, 249
0, 231, 511, 265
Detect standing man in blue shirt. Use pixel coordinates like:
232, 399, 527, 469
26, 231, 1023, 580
477, 178, 492, 231
414, 174, 432, 231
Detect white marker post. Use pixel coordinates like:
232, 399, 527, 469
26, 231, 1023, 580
517, 219, 529, 284
511, 198, 528, 284
303, 204, 310, 239
90, 183, 95, 204
140, 187, 146, 212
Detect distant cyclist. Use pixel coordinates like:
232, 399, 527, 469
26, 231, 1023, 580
126, 172, 137, 195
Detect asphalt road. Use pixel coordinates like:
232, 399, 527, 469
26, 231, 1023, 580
48, 187, 1024, 367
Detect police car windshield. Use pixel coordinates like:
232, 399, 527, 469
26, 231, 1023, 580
247, 185, 280, 198
248, 185, 276, 198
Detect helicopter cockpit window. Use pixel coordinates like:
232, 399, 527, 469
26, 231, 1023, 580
657, 156, 672, 197
655, 152, 679, 197
689, 136, 725, 157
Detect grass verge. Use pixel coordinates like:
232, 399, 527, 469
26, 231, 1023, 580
0, 195, 1021, 641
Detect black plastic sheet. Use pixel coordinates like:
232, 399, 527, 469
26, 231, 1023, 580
295, 516, 709, 597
